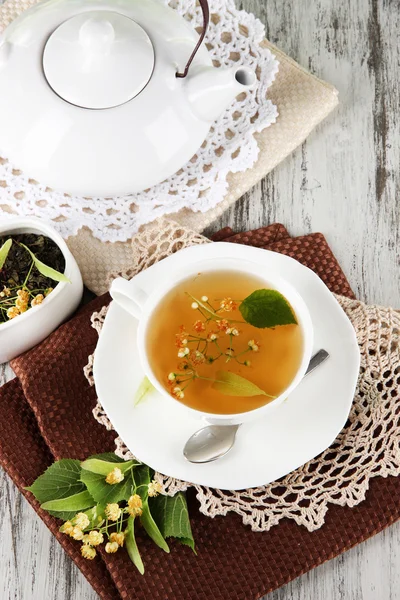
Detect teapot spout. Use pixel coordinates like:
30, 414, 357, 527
185, 65, 257, 122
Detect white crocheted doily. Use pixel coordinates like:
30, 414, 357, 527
83, 221, 400, 533
0, 0, 278, 242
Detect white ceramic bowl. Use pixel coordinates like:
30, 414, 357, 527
110, 257, 314, 425
0, 217, 83, 363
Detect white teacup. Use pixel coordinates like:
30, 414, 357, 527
110, 257, 313, 425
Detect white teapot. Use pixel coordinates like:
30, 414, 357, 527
0, 0, 257, 196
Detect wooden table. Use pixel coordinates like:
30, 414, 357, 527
1, 0, 399, 598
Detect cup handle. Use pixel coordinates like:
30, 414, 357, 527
110, 277, 147, 319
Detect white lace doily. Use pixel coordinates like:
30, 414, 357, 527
0, 0, 278, 242
83, 223, 400, 533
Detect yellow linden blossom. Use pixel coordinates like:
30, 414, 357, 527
109, 532, 125, 547
127, 494, 143, 517
7, 306, 20, 320
81, 545, 96, 560
105, 467, 124, 485
71, 526, 84, 541
105, 503, 122, 522
148, 480, 162, 498
105, 541, 119, 554
31, 294, 44, 307
60, 521, 74, 536
87, 530, 104, 546
73, 513, 90, 530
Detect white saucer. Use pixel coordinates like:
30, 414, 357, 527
93, 243, 360, 490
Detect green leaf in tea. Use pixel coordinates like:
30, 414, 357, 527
20, 243, 71, 283
0, 239, 12, 270
212, 371, 274, 398
26, 459, 86, 504
239, 289, 297, 328
150, 492, 195, 552
134, 376, 155, 406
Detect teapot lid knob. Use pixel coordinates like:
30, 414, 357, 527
43, 11, 154, 110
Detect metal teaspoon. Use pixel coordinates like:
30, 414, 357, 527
183, 349, 330, 464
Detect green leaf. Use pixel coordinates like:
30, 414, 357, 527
141, 504, 170, 553
41, 490, 95, 513
134, 376, 155, 406
89, 452, 131, 463
20, 243, 71, 283
26, 459, 85, 504
0, 239, 12, 269
125, 516, 145, 575
212, 371, 274, 398
80, 467, 135, 505
150, 492, 195, 552
80, 458, 139, 476
239, 289, 297, 328
135, 466, 170, 553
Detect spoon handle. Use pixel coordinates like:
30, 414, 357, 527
305, 349, 330, 377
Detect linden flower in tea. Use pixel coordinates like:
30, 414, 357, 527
147, 271, 303, 415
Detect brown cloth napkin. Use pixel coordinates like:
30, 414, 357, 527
2, 225, 400, 600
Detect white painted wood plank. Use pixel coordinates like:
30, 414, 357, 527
1, 0, 399, 598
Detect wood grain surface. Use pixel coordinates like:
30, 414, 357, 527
1, 0, 399, 598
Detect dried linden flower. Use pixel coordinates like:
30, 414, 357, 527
74, 513, 90, 530
31, 294, 44, 307
127, 494, 143, 517
60, 521, 74, 536
191, 302, 199, 310
248, 340, 260, 352
148, 480, 163, 498
220, 298, 238, 312
168, 372, 176, 381
81, 545, 96, 560
173, 386, 185, 400
7, 306, 20, 320
105, 541, 119, 554
17, 289, 29, 302
105, 467, 124, 485
193, 320, 206, 333
109, 532, 125, 547
177, 347, 190, 358
15, 298, 28, 313
87, 530, 104, 546
231, 328, 240, 336
105, 503, 122, 522
0, 286, 11, 298
71, 526, 84, 541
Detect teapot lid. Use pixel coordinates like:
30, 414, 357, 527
43, 10, 155, 110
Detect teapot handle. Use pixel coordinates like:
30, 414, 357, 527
176, 0, 210, 78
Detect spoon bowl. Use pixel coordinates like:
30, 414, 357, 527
184, 349, 330, 464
